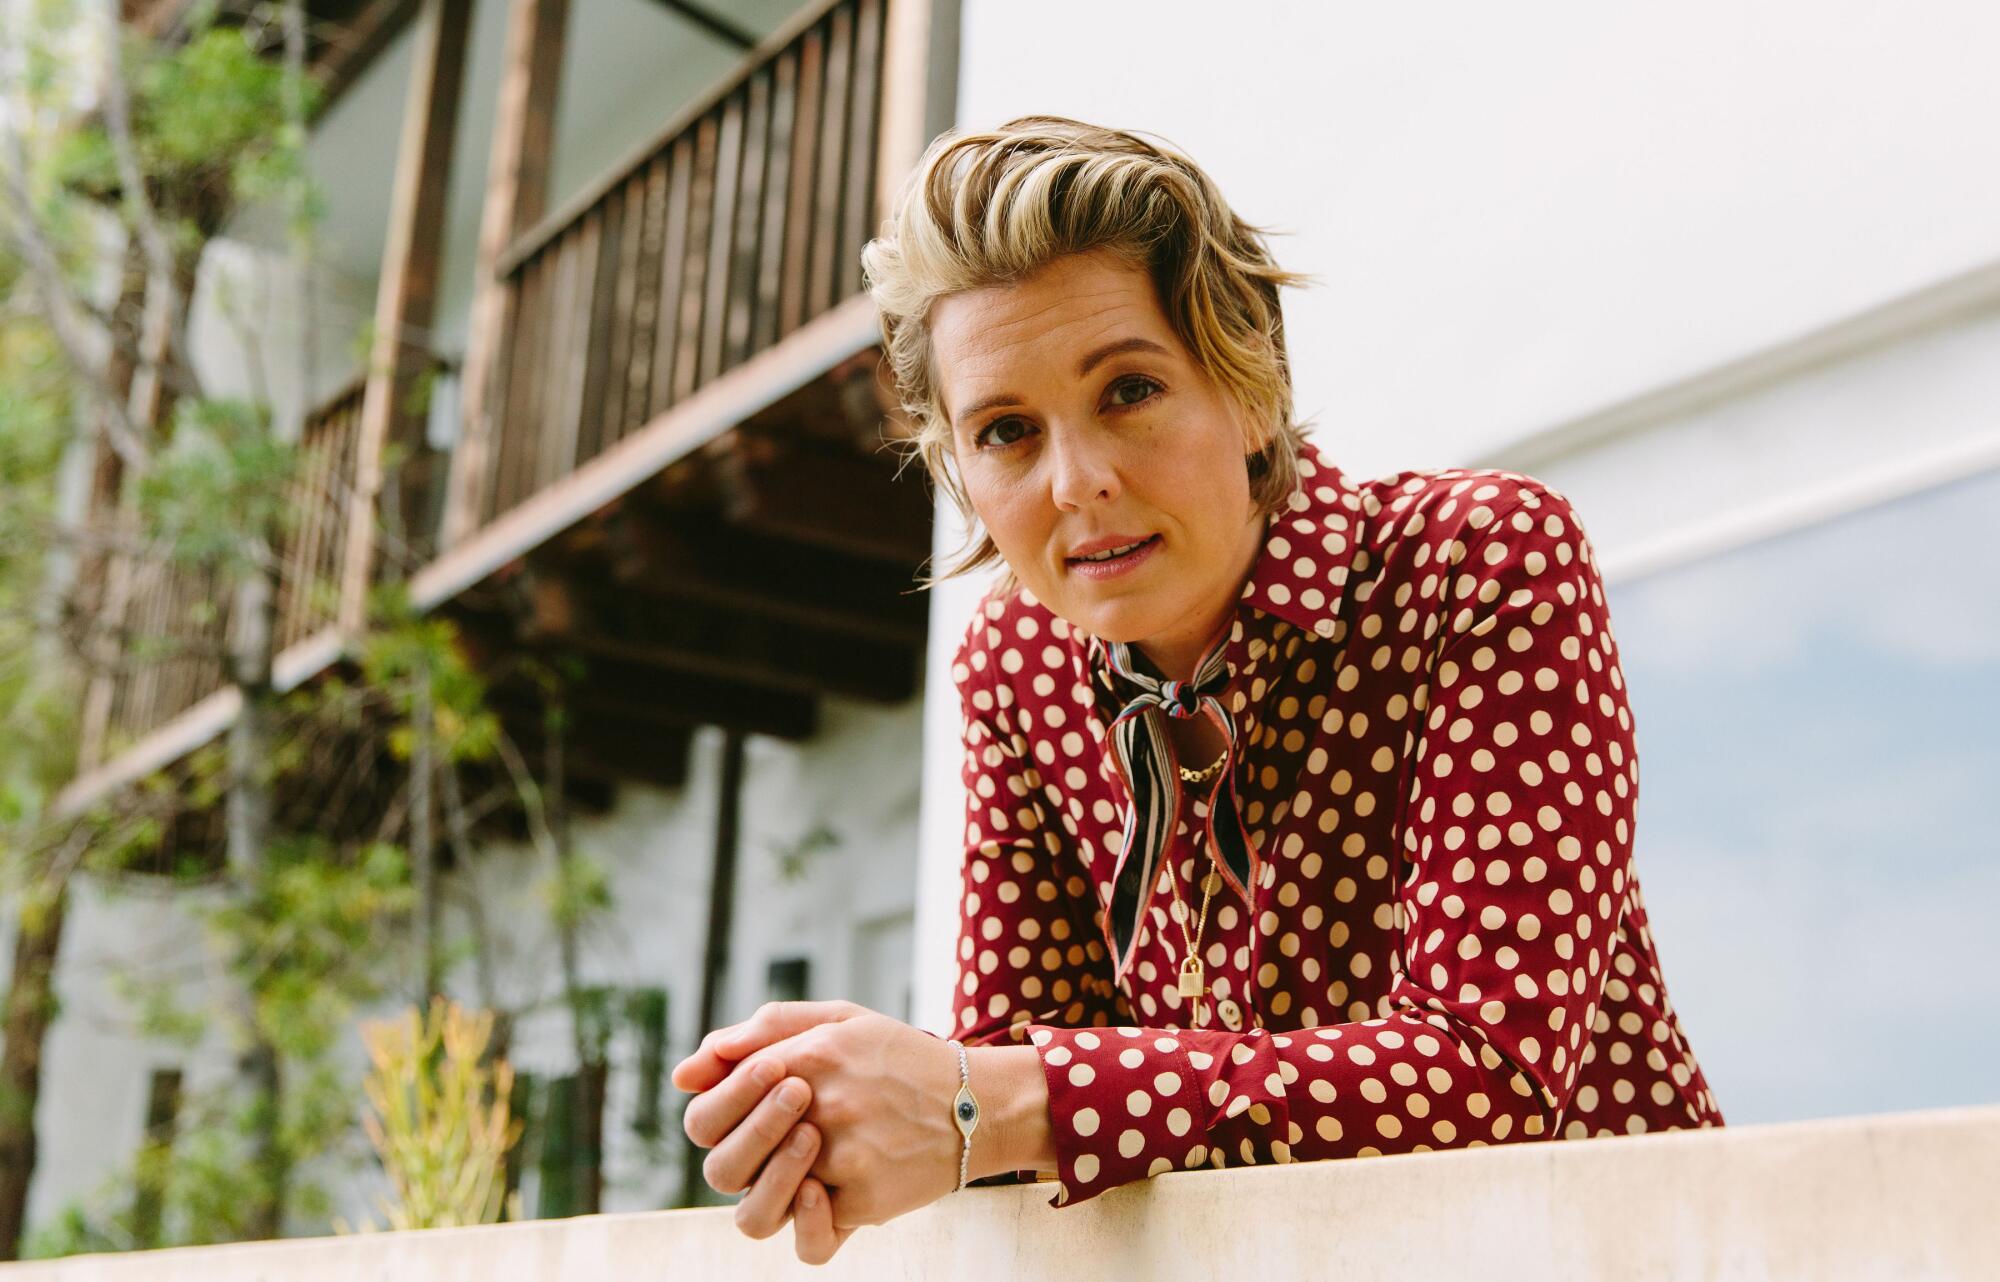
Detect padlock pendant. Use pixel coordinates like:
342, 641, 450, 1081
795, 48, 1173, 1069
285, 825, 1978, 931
1177, 955, 1205, 999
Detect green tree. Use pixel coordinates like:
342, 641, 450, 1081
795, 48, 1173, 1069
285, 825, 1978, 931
2, 5, 619, 1254
0, 2, 330, 1250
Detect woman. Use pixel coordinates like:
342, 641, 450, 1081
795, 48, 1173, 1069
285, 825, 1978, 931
671, 116, 1723, 1264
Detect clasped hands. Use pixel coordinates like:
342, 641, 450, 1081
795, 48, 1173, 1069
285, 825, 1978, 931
672, 1001, 1033, 1265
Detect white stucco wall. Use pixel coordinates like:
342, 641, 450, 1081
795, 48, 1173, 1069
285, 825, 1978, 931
13, 690, 923, 1233
948, 0, 2000, 479
8, 880, 239, 1239
447, 691, 923, 1212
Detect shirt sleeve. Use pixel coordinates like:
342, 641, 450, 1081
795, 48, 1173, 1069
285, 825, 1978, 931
946, 606, 1126, 1052
1016, 487, 1640, 1206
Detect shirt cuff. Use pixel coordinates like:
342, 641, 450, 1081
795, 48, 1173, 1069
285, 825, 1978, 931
1025, 1023, 1209, 1206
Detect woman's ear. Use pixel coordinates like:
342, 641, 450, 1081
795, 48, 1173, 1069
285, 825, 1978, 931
1243, 408, 1276, 485
1246, 442, 1274, 485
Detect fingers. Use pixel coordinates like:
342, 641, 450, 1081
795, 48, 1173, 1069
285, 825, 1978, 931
684, 1055, 789, 1151
700, 1075, 814, 1195
732, 1121, 820, 1240
673, 1002, 860, 1093
790, 1176, 855, 1266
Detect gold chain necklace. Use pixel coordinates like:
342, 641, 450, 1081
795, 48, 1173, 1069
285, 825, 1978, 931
1164, 854, 1223, 1027
1167, 735, 1228, 1023
1177, 745, 1227, 785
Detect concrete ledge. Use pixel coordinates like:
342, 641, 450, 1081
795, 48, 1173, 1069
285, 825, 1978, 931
8, 1103, 1996, 1280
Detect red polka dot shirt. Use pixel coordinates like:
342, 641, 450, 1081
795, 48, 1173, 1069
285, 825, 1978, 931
946, 440, 1724, 1206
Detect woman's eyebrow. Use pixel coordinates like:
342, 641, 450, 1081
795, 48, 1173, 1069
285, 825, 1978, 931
954, 392, 1024, 429
1076, 336, 1171, 377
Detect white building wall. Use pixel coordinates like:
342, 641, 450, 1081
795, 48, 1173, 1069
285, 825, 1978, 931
448, 693, 923, 1212
11, 881, 239, 1237
17, 691, 923, 1230
914, 0, 2000, 1066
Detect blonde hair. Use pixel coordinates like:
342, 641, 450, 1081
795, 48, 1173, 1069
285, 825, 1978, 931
861, 115, 1312, 584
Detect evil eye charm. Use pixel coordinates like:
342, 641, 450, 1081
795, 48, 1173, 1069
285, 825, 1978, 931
953, 1083, 980, 1139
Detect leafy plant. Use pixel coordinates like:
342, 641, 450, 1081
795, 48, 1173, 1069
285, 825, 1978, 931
354, 997, 519, 1231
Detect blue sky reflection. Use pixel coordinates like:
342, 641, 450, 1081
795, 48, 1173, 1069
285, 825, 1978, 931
1607, 467, 2000, 1125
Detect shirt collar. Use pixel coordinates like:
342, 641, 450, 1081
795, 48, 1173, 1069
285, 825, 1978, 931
1079, 438, 1366, 674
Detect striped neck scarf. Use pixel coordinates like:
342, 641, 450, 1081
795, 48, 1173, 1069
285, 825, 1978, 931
1101, 635, 1254, 982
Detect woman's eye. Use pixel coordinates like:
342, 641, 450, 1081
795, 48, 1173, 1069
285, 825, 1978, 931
977, 417, 1032, 449
1108, 375, 1162, 408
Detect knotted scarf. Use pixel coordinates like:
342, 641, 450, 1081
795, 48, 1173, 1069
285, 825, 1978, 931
1101, 637, 1255, 981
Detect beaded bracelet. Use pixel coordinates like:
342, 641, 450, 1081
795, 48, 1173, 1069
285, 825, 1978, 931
946, 1038, 980, 1191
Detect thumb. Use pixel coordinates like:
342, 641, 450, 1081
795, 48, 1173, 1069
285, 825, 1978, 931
672, 1001, 863, 1093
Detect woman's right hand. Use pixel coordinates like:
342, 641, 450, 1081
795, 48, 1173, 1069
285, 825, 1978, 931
681, 1052, 822, 1240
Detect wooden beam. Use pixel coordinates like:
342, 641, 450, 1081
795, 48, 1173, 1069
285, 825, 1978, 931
514, 550, 920, 701
444, 0, 571, 548
874, 0, 939, 235
415, 294, 880, 614
613, 557, 924, 647
603, 504, 926, 645
680, 729, 745, 1207
485, 670, 817, 743
51, 628, 345, 823
719, 438, 930, 565
559, 631, 915, 705
453, 608, 822, 741
339, 0, 475, 631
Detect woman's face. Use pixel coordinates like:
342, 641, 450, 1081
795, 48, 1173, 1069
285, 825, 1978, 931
930, 249, 1268, 676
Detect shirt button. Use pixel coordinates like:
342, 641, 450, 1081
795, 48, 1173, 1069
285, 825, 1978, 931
1217, 998, 1244, 1031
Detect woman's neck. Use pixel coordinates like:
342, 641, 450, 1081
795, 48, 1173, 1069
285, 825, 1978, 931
1133, 509, 1269, 682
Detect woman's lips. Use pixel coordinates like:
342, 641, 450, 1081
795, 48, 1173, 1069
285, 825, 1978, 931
1066, 534, 1162, 581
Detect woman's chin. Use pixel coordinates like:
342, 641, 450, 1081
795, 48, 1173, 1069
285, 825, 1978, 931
1051, 593, 1174, 647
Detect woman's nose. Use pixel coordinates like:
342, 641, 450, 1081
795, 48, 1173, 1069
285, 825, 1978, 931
1045, 427, 1121, 510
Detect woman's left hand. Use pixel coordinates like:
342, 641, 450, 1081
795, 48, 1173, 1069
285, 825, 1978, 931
673, 1002, 966, 1259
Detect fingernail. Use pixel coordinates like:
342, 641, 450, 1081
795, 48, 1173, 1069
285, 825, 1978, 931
800, 1183, 819, 1209
778, 1079, 808, 1109
752, 1060, 782, 1088
790, 1126, 815, 1153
